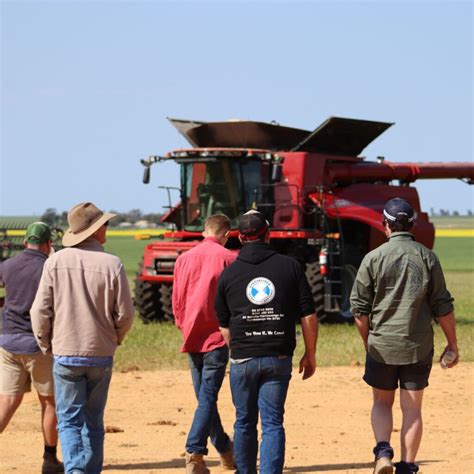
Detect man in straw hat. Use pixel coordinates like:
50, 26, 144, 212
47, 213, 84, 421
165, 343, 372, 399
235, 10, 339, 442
0, 222, 64, 473
31, 202, 134, 474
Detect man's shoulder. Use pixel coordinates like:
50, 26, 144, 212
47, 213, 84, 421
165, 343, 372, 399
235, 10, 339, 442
389, 237, 434, 259
259, 251, 301, 271
49, 246, 123, 269
273, 252, 299, 265
361, 243, 389, 265
3, 250, 41, 269
179, 241, 235, 261
175, 243, 201, 263
412, 242, 438, 266
215, 245, 237, 261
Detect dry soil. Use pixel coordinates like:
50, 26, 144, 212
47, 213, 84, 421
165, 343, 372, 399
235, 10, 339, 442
2, 364, 473, 473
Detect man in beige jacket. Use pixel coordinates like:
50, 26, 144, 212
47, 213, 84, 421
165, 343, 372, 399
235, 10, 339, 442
31, 202, 134, 474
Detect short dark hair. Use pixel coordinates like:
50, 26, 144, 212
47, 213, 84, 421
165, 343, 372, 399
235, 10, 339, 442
204, 214, 231, 236
384, 218, 413, 232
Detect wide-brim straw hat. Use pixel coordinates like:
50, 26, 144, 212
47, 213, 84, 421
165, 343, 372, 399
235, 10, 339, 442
62, 202, 116, 247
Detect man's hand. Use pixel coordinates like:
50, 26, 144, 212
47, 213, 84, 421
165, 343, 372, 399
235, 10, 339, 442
440, 344, 459, 368
354, 314, 369, 351
436, 312, 459, 368
299, 352, 316, 380
299, 313, 317, 380
219, 327, 231, 347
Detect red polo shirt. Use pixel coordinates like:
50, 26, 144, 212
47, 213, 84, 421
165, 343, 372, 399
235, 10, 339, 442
172, 237, 237, 353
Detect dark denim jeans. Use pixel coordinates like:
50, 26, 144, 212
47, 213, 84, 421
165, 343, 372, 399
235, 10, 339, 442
186, 345, 231, 455
230, 356, 292, 474
53, 361, 113, 474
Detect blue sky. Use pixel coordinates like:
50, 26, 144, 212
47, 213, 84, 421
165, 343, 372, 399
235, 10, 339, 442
1, 0, 472, 215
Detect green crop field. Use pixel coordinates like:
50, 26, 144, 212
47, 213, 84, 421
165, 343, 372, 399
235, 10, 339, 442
0, 216, 39, 228
430, 216, 474, 229
105, 235, 473, 370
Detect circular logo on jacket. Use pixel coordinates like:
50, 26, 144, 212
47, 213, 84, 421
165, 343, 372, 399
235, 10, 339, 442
246, 277, 275, 305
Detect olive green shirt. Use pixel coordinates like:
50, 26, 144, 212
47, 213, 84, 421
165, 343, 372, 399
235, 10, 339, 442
350, 232, 453, 365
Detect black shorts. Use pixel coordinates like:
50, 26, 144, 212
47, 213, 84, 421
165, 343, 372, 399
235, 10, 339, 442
363, 350, 433, 391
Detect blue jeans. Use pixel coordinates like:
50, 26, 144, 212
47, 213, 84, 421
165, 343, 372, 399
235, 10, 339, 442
53, 361, 113, 474
186, 345, 231, 455
230, 356, 292, 474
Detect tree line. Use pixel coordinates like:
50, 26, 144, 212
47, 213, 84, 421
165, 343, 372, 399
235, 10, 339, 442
40, 208, 165, 228
39, 207, 472, 229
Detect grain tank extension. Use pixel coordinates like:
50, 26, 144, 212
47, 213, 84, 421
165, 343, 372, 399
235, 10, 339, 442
135, 117, 473, 323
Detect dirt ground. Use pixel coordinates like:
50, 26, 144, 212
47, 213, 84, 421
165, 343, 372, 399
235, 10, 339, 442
2, 364, 473, 473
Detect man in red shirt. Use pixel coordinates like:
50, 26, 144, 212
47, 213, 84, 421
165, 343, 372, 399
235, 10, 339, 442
172, 214, 236, 474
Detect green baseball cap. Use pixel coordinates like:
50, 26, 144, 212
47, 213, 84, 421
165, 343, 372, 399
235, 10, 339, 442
25, 222, 52, 244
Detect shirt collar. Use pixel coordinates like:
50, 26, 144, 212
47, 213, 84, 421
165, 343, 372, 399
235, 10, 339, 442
389, 231, 415, 241
74, 238, 104, 251
23, 248, 48, 259
203, 236, 221, 245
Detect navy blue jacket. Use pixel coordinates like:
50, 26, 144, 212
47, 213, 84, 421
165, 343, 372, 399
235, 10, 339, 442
215, 243, 315, 359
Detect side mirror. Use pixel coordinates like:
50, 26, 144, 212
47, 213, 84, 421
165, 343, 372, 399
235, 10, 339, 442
271, 163, 282, 182
143, 166, 151, 184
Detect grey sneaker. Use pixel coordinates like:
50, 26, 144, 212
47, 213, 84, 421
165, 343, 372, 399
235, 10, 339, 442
374, 456, 393, 474
185, 452, 210, 474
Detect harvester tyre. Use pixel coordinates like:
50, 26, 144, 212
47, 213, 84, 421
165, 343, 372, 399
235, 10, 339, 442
134, 263, 164, 323
305, 261, 355, 323
159, 284, 174, 322
305, 261, 326, 322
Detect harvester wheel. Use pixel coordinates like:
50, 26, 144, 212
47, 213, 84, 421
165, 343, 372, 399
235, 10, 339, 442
133, 263, 163, 323
159, 284, 174, 322
338, 264, 357, 322
305, 261, 356, 323
305, 261, 326, 322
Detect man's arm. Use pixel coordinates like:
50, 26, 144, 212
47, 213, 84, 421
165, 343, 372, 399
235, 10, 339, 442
428, 255, 458, 367
350, 256, 374, 318
436, 311, 459, 368
215, 274, 232, 350
354, 314, 369, 351
113, 265, 134, 344
219, 326, 231, 347
350, 255, 374, 351
171, 259, 184, 329
299, 313, 318, 380
428, 255, 454, 318
30, 263, 54, 354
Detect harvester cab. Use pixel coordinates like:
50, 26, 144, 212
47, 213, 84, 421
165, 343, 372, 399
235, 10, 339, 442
142, 148, 282, 233
135, 117, 473, 324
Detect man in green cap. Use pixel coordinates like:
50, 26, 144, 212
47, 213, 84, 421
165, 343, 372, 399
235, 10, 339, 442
0, 222, 63, 473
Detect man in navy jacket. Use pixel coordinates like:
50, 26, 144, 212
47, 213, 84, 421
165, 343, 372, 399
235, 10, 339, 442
215, 210, 318, 474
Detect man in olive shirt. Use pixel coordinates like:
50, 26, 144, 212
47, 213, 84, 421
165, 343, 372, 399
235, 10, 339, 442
350, 198, 459, 474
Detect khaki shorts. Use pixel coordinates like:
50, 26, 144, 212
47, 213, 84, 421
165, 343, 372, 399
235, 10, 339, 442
0, 347, 54, 396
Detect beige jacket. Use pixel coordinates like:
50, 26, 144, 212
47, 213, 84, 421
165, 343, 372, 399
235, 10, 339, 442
31, 238, 134, 357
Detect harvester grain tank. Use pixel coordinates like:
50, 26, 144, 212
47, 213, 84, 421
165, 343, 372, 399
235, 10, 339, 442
135, 117, 473, 323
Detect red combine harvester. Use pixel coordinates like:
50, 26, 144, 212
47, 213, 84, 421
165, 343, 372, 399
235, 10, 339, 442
135, 117, 473, 323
